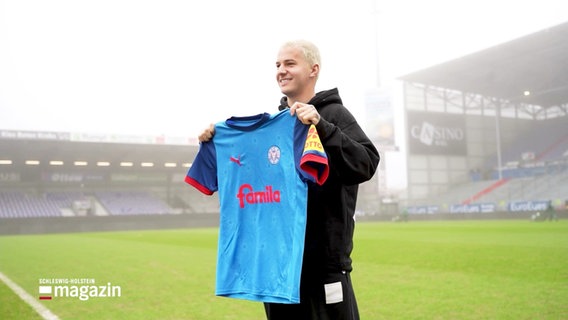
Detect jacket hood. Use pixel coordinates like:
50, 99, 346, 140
278, 88, 342, 111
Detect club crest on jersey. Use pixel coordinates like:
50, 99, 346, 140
237, 184, 281, 208
267, 145, 281, 165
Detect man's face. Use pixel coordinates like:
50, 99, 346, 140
275, 46, 314, 98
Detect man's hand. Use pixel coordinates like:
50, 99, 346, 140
290, 102, 321, 125
198, 123, 215, 142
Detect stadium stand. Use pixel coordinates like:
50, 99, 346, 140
95, 191, 172, 215
486, 117, 568, 178
397, 21, 568, 217
2, 22, 568, 231
0, 191, 64, 218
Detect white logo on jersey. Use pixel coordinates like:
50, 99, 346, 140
267, 145, 281, 164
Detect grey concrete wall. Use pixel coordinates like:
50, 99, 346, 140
0, 213, 220, 235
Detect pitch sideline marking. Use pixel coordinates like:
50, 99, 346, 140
0, 271, 60, 320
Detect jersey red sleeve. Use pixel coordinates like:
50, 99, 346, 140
299, 124, 329, 185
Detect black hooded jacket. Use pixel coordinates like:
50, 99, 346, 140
278, 88, 380, 274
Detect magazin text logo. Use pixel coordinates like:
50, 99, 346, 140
236, 184, 281, 208
38, 278, 121, 301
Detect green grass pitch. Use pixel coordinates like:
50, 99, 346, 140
1, 220, 566, 319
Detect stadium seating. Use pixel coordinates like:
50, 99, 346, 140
414, 163, 568, 211
0, 191, 63, 218
95, 191, 172, 215
0, 190, 175, 218
486, 119, 568, 179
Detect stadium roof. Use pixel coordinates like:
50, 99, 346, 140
399, 21, 568, 109
0, 129, 200, 170
0, 139, 198, 170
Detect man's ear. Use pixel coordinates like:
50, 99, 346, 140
310, 64, 320, 79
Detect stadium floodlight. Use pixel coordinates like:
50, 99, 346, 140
0, 160, 12, 165
141, 162, 154, 167
96, 161, 110, 167
25, 160, 40, 165
49, 160, 64, 166
164, 162, 177, 168
120, 162, 134, 167
74, 161, 88, 166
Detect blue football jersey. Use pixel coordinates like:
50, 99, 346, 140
185, 109, 328, 303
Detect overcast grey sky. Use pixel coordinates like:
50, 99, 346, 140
1, 0, 567, 140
